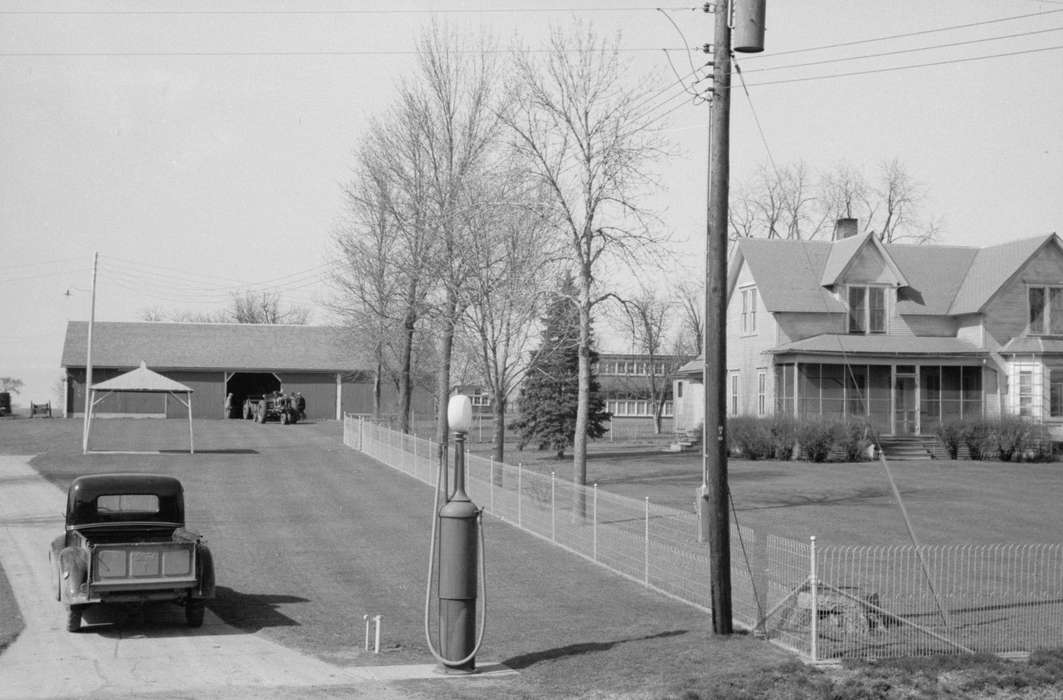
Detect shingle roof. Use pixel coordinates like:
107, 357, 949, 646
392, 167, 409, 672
771, 334, 984, 356
738, 234, 1062, 317
949, 235, 1058, 314
999, 336, 1063, 354
62, 322, 367, 372
737, 239, 845, 313
92, 362, 193, 392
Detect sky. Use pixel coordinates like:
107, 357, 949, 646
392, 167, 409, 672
1, 0, 1062, 409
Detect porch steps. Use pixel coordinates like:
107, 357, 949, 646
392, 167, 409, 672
877, 435, 934, 461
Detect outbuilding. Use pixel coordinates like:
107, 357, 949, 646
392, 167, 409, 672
61, 321, 377, 420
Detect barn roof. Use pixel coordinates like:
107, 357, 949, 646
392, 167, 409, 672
92, 361, 193, 392
62, 322, 366, 372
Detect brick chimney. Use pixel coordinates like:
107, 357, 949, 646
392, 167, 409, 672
832, 218, 859, 240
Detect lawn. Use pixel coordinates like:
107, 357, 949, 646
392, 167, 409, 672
3, 417, 1063, 699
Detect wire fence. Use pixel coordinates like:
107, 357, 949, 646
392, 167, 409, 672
343, 416, 1063, 661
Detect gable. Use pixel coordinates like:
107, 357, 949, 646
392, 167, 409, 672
949, 235, 1061, 314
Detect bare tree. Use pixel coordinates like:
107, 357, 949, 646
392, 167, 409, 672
674, 280, 704, 357
230, 290, 309, 324
615, 286, 690, 434
504, 24, 668, 494
464, 174, 558, 463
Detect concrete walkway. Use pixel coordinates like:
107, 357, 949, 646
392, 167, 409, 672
0, 456, 511, 699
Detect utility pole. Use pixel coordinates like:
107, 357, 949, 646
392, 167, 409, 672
699, 0, 734, 636
699, 0, 766, 636
82, 251, 98, 455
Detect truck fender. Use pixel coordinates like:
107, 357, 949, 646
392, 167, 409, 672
58, 547, 87, 603
194, 543, 216, 599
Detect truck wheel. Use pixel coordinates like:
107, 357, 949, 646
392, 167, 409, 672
186, 600, 205, 628
66, 605, 82, 632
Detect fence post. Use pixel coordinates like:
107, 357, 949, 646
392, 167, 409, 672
489, 456, 494, 514
810, 535, 818, 663
551, 472, 557, 542
518, 463, 523, 528
593, 483, 598, 561
644, 497, 650, 586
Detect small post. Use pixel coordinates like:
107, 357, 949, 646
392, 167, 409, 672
593, 483, 599, 561
374, 614, 383, 654
809, 536, 818, 662
363, 614, 370, 651
551, 471, 557, 542
517, 463, 523, 527
489, 456, 495, 514
644, 497, 650, 586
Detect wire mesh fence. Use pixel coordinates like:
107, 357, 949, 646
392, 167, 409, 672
344, 416, 1063, 661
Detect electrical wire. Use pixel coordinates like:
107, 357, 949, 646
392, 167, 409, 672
739, 25, 1063, 76
0, 6, 693, 15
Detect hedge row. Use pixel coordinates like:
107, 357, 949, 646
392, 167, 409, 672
726, 416, 878, 463
933, 417, 1055, 462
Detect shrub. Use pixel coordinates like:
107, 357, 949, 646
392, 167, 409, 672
727, 416, 774, 460
989, 416, 1030, 462
796, 419, 839, 463
770, 416, 799, 460
935, 420, 964, 460
963, 419, 993, 460
838, 420, 876, 462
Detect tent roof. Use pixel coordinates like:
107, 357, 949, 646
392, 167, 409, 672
91, 361, 193, 393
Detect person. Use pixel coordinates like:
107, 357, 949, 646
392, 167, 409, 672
295, 393, 306, 420
224, 392, 234, 419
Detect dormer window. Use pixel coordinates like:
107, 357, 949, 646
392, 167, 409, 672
740, 287, 757, 335
1029, 286, 1063, 335
848, 285, 886, 334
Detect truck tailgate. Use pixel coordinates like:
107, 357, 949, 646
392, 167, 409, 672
90, 541, 198, 591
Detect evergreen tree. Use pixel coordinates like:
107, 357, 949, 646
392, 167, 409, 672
513, 274, 610, 459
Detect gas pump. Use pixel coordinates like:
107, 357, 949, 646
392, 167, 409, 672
424, 394, 486, 672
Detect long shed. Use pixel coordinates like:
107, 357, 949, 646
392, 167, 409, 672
61, 322, 377, 420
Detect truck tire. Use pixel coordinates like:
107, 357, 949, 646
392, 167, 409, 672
186, 599, 205, 627
66, 605, 82, 632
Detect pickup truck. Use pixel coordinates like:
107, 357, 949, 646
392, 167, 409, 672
49, 473, 215, 632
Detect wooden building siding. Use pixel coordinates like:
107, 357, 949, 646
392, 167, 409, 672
845, 244, 894, 284
984, 244, 1063, 346
726, 266, 778, 415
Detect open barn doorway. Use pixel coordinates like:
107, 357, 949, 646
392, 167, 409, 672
226, 372, 280, 419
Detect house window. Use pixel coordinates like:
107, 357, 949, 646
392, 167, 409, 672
676, 381, 683, 399
848, 286, 886, 334
1019, 370, 1034, 417
757, 371, 766, 416
1029, 286, 1063, 335
729, 372, 740, 416
1051, 369, 1063, 419
740, 287, 757, 335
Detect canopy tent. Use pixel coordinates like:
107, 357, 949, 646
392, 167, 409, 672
83, 361, 195, 454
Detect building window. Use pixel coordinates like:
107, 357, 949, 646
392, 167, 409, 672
757, 370, 766, 416
676, 381, 683, 398
1051, 368, 1063, 419
740, 287, 757, 335
729, 372, 740, 416
1019, 370, 1034, 417
1029, 286, 1063, 335
848, 286, 886, 334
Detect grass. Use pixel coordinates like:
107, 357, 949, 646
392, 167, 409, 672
2, 417, 1063, 699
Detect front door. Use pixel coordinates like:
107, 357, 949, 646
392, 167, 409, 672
894, 375, 917, 435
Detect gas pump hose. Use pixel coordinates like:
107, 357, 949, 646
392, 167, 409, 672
423, 455, 488, 668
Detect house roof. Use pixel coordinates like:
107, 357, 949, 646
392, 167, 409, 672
62, 322, 366, 372
736, 233, 1062, 317
770, 334, 984, 357
92, 362, 193, 393
819, 231, 909, 289
999, 336, 1063, 355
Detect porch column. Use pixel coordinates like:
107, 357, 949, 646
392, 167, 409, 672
335, 372, 342, 420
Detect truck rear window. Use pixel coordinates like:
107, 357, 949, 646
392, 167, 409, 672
96, 494, 160, 514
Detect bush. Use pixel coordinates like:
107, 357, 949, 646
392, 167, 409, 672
963, 419, 993, 460
770, 416, 799, 460
935, 420, 964, 460
727, 416, 774, 460
838, 420, 876, 462
796, 419, 839, 463
988, 416, 1030, 462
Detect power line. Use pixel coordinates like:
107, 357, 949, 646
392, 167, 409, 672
740, 43, 1063, 89
0, 6, 692, 15
0, 47, 687, 58
738, 7, 1063, 62
740, 25, 1063, 75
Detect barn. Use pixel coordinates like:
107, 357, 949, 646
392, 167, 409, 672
61, 321, 378, 420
